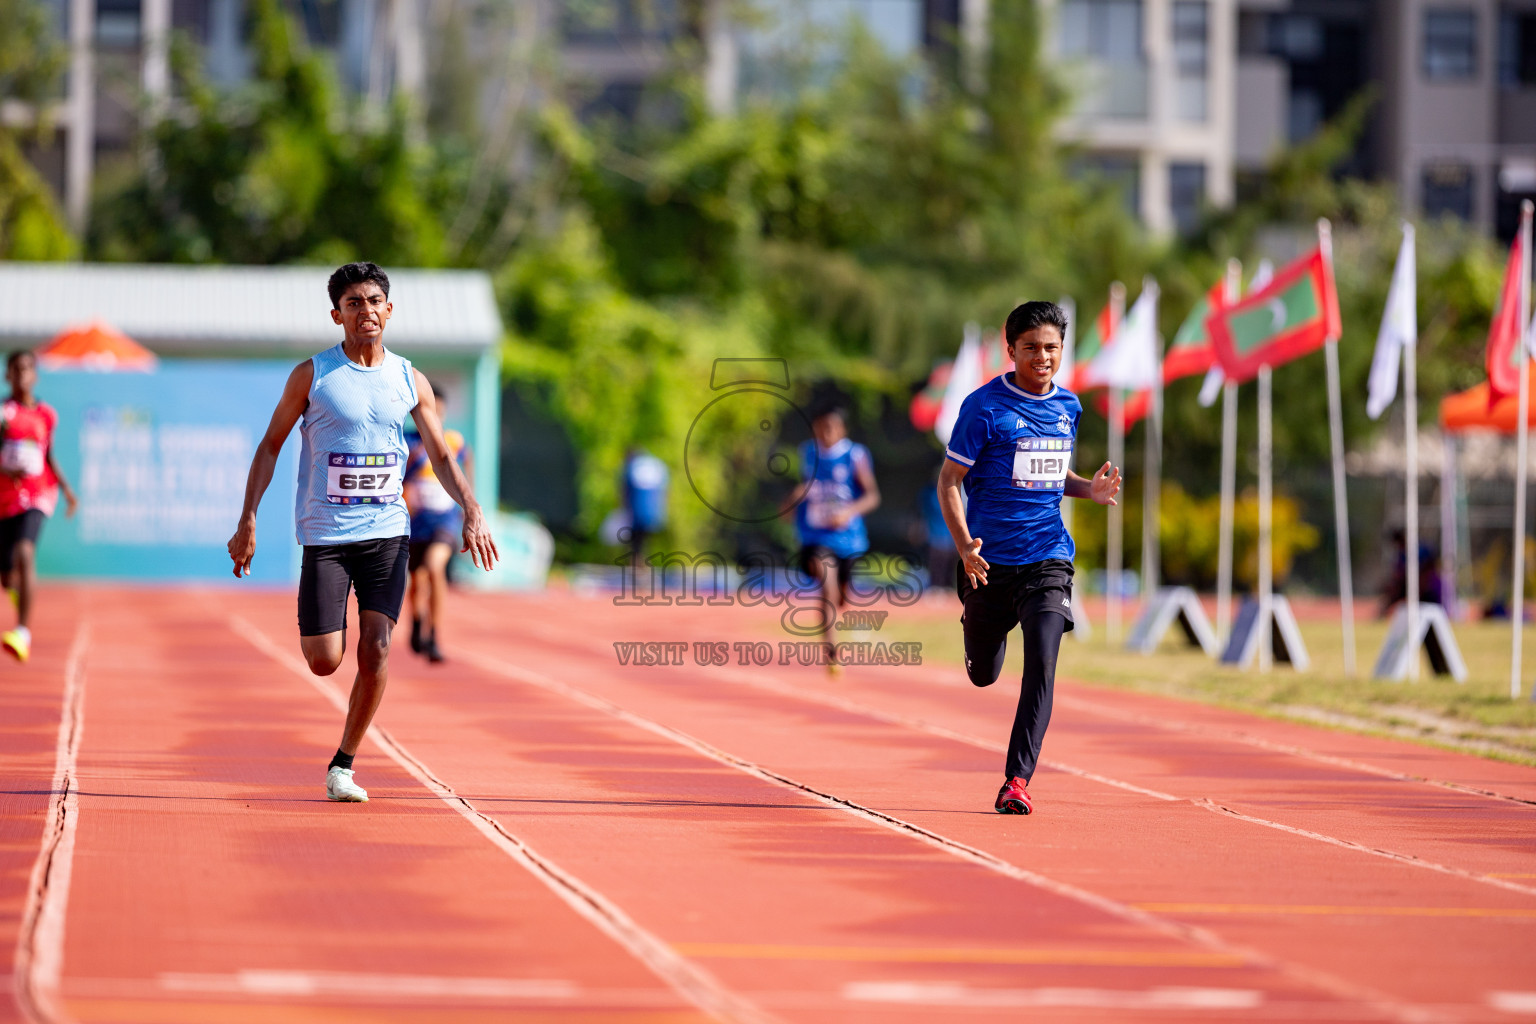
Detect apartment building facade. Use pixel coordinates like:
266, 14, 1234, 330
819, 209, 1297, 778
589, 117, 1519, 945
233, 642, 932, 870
14, 0, 1536, 241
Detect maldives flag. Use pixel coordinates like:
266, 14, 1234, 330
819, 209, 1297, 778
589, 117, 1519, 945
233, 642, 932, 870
1486, 222, 1528, 401
1206, 247, 1341, 384
1163, 279, 1224, 382
1068, 302, 1119, 392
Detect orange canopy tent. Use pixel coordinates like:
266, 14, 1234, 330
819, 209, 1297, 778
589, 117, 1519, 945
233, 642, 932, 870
1439, 364, 1534, 434
36, 320, 157, 372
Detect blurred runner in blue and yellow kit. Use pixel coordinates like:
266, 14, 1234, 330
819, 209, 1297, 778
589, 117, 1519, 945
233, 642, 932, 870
789, 404, 881, 676
403, 386, 472, 664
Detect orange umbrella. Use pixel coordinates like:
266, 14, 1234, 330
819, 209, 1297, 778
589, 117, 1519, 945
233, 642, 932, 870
36, 320, 158, 372
1439, 363, 1535, 434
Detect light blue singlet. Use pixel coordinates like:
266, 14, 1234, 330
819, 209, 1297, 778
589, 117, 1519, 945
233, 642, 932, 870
294, 343, 418, 546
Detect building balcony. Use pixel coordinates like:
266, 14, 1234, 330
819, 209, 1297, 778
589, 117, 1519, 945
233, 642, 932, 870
1065, 58, 1150, 120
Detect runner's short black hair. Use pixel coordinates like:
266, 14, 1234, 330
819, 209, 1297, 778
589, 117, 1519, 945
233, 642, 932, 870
327, 262, 390, 309
810, 400, 846, 424
6, 350, 33, 370
1004, 301, 1069, 347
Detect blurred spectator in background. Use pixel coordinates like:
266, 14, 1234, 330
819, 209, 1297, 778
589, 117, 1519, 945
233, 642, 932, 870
623, 448, 669, 565
1378, 528, 1442, 618
404, 386, 472, 663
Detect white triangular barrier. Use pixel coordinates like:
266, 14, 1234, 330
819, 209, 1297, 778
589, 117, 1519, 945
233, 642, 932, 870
1220, 595, 1310, 670
1371, 604, 1467, 682
1125, 586, 1217, 656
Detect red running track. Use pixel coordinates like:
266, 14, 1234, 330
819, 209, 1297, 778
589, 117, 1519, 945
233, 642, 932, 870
3, 583, 1535, 1023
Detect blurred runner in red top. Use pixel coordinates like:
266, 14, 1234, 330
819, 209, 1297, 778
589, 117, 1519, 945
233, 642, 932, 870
2, 350, 78, 663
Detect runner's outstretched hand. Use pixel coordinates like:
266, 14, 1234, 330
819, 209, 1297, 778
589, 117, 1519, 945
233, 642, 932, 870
1090, 462, 1122, 506
961, 537, 989, 589
461, 507, 500, 571
227, 514, 257, 578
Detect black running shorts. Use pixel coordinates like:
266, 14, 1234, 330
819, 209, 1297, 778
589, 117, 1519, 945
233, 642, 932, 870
298, 535, 410, 636
0, 509, 46, 575
797, 545, 858, 590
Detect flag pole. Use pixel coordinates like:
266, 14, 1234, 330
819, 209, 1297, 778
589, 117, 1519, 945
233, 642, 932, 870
1515, 199, 1533, 700
1403, 223, 1420, 682
1106, 281, 1127, 643
1216, 258, 1242, 642
1142, 278, 1162, 604
1258, 363, 1273, 673
1059, 296, 1090, 639
1319, 218, 1357, 676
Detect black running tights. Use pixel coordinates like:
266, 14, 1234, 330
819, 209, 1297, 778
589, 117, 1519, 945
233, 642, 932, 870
962, 609, 1067, 782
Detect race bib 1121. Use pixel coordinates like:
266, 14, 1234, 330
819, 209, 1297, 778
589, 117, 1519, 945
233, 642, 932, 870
325, 452, 402, 505
1012, 438, 1072, 490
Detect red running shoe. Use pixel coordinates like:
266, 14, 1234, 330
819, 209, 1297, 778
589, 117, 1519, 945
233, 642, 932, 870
995, 777, 1032, 814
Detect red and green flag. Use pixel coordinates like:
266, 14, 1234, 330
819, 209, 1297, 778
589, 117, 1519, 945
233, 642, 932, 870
1206, 247, 1341, 384
1486, 215, 1528, 401
1163, 279, 1224, 382
1068, 302, 1119, 393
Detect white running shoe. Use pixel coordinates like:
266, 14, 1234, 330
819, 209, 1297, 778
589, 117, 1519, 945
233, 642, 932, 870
325, 767, 368, 802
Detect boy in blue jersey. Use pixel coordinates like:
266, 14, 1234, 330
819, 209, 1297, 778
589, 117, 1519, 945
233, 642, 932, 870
228, 263, 498, 803
937, 301, 1121, 814
789, 405, 880, 676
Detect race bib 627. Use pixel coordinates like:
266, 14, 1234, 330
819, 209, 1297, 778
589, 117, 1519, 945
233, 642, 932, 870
325, 452, 402, 505
1012, 438, 1072, 490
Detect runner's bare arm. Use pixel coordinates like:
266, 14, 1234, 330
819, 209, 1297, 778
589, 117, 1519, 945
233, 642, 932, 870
1065, 462, 1121, 505
44, 445, 78, 517
227, 361, 313, 578
409, 371, 498, 571
938, 459, 987, 587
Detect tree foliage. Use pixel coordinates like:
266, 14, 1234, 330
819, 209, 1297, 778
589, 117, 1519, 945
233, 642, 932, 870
91, 0, 448, 265
0, 0, 74, 259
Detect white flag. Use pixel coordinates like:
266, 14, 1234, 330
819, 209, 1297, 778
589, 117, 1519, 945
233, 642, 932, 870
935, 322, 983, 445
1197, 259, 1272, 407
1057, 296, 1077, 384
1367, 224, 1417, 420
1085, 279, 1158, 390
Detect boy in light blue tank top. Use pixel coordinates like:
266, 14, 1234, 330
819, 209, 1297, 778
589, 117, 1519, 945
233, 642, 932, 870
228, 263, 499, 804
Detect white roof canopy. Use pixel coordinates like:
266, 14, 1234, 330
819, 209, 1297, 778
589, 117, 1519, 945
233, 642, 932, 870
0, 262, 502, 355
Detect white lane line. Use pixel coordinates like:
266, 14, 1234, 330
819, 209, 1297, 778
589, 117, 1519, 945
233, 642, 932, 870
843, 981, 1264, 1010
1194, 800, 1536, 899
454, 648, 1444, 1024
11, 623, 90, 1024
229, 616, 777, 1024
160, 971, 578, 1000
1055, 695, 1536, 809
1491, 991, 1536, 1014
693, 664, 1536, 901
453, 648, 1210, 946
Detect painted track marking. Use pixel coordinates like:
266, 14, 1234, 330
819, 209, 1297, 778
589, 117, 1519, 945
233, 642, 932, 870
229, 615, 777, 1024
158, 971, 579, 1000
670, 944, 1242, 967
1054, 694, 1536, 809
680, 662, 1536, 901
11, 622, 90, 1024
454, 646, 1445, 1024
842, 982, 1264, 1010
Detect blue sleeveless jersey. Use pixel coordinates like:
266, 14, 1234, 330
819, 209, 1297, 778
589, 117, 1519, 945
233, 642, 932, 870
944, 375, 1081, 566
795, 438, 872, 557
294, 344, 418, 545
